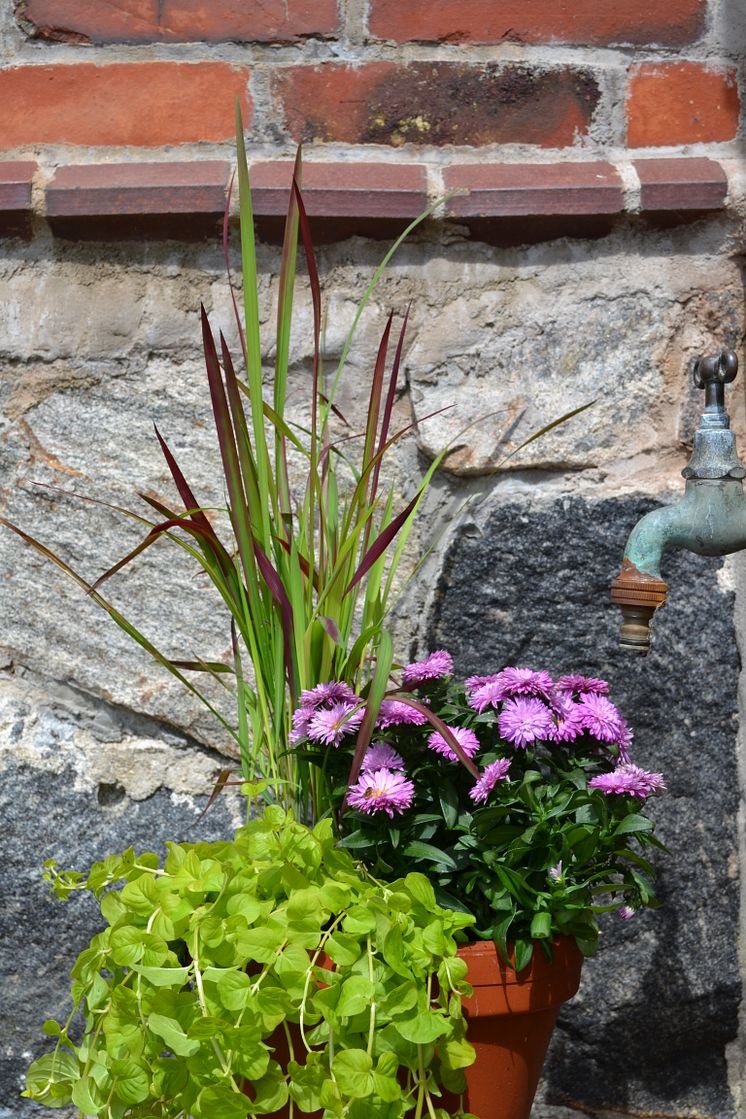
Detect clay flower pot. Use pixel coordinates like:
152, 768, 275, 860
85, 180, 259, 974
449, 936, 584, 1119
261, 939, 582, 1119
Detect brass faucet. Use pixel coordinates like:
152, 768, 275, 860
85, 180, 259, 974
611, 349, 743, 654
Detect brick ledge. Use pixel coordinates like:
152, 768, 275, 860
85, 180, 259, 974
0, 156, 730, 243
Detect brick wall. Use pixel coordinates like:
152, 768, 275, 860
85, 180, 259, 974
0, 0, 742, 238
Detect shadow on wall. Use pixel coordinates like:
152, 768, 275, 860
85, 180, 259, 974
719, 0, 746, 157
427, 495, 740, 1118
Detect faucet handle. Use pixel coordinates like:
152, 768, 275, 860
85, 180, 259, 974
693, 349, 738, 396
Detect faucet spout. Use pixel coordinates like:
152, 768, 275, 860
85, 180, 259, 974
611, 349, 744, 654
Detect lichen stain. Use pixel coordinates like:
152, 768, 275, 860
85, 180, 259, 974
363, 63, 600, 147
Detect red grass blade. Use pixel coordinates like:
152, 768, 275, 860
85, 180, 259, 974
388, 694, 480, 779
292, 175, 323, 572
220, 331, 262, 522
274, 534, 319, 591
253, 539, 297, 699
222, 170, 248, 368
170, 660, 233, 673
344, 490, 420, 595
201, 305, 256, 585
154, 426, 216, 540
192, 767, 236, 826
371, 308, 409, 506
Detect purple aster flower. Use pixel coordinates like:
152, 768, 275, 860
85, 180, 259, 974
465, 673, 501, 692
307, 702, 364, 747
614, 717, 634, 763
427, 725, 481, 764
618, 905, 636, 920
468, 679, 508, 713
497, 667, 555, 701
376, 700, 427, 729
289, 706, 314, 745
577, 693, 623, 743
361, 743, 405, 772
469, 758, 511, 804
588, 762, 666, 800
346, 768, 415, 818
402, 650, 454, 686
556, 674, 610, 697
300, 681, 358, 709
548, 700, 585, 744
498, 697, 554, 748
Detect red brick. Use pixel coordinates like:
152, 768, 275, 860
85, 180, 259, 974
444, 162, 623, 217
17, 0, 338, 43
0, 63, 250, 148
627, 63, 740, 147
369, 0, 705, 47
634, 158, 727, 211
46, 161, 230, 240
273, 63, 600, 148
250, 162, 428, 218
0, 160, 37, 237
247, 161, 429, 243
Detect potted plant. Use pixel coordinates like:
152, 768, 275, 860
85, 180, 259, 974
291, 658, 666, 1119
25, 808, 478, 1119
10, 110, 482, 1119
6, 110, 658, 1119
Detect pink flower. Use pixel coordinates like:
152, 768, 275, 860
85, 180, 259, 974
556, 674, 610, 697
290, 706, 314, 744
548, 860, 564, 882
362, 743, 404, 772
469, 758, 511, 804
614, 717, 634, 763
300, 681, 358, 709
376, 700, 428, 729
498, 697, 554, 748
497, 667, 555, 701
618, 905, 636, 920
346, 768, 415, 818
307, 702, 364, 747
465, 673, 501, 692
467, 679, 508, 713
402, 650, 454, 686
577, 693, 623, 743
588, 762, 666, 800
548, 700, 584, 744
427, 725, 481, 763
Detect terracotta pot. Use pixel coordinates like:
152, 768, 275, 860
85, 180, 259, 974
253, 939, 581, 1119
447, 936, 584, 1119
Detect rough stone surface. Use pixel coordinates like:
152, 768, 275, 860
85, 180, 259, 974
404, 226, 744, 477
0, 668, 244, 1118
1, 194, 746, 1119
427, 493, 741, 1118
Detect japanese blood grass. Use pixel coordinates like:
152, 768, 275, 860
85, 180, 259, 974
0, 109, 451, 822
1, 107, 592, 824
24, 807, 478, 1119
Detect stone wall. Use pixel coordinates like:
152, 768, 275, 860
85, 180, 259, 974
0, 1, 745, 1116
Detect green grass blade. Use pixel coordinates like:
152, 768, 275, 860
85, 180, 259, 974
235, 100, 272, 544
342, 631, 394, 805
274, 148, 302, 524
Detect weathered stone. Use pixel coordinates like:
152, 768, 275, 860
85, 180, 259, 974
0, 670, 243, 1117
405, 248, 744, 477
2, 210, 746, 1119
427, 494, 740, 1117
